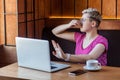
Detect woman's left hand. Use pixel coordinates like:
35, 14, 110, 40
51, 40, 66, 59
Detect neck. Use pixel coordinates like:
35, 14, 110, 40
85, 29, 98, 40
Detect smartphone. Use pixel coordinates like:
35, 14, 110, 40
68, 69, 87, 76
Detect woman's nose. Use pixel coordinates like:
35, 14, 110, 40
79, 20, 83, 26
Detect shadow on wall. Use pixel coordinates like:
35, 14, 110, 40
42, 27, 120, 67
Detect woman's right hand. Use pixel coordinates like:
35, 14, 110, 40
68, 19, 81, 28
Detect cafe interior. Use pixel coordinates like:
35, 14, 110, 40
0, 0, 120, 80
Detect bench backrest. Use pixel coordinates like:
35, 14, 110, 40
42, 27, 120, 67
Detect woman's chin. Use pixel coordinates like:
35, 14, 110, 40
80, 28, 85, 32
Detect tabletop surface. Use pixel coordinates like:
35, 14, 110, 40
0, 62, 120, 80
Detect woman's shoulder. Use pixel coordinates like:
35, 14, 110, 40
94, 35, 108, 49
97, 35, 108, 42
74, 32, 85, 42
74, 32, 85, 39
74, 32, 85, 37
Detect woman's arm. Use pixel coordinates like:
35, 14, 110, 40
52, 20, 80, 42
52, 40, 105, 63
69, 44, 105, 63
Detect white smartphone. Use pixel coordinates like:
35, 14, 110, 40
68, 69, 87, 76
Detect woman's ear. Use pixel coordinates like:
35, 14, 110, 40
91, 21, 97, 28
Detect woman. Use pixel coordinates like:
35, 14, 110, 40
51, 8, 108, 65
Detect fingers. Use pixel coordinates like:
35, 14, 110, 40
71, 20, 79, 25
51, 40, 63, 59
52, 40, 61, 51
51, 40, 58, 49
52, 51, 56, 56
52, 51, 63, 59
56, 43, 63, 53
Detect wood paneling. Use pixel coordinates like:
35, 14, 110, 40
27, 14, 33, 21
44, 0, 50, 18
47, 0, 119, 19
88, 0, 101, 14
27, 0, 33, 12
6, 15, 17, 45
35, 0, 39, 19
18, 0, 25, 13
5, 0, 17, 13
18, 14, 25, 23
75, 0, 87, 17
35, 20, 44, 39
18, 23, 27, 37
99, 20, 120, 30
18, 0, 45, 40
5, 0, 18, 45
45, 18, 72, 27
117, 0, 120, 19
62, 0, 74, 17
1, 0, 120, 45
102, 0, 116, 19
27, 22, 34, 38
50, 0, 62, 16
0, 0, 4, 44
18, 0, 25, 23
35, 0, 45, 19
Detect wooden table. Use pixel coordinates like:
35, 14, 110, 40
0, 62, 120, 80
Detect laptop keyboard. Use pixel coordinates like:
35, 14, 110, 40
50, 62, 57, 69
51, 66, 57, 69
50, 62, 55, 65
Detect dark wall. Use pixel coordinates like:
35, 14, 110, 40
98, 30, 120, 67
42, 27, 120, 67
0, 45, 17, 67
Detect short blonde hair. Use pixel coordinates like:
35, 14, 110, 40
82, 8, 102, 27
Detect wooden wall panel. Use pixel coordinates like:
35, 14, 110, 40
18, 0, 25, 13
44, 0, 50, 18
27, 14, 33, 21
0, 0, 5, 44
18, 14, 25, 22
75, 0, 87, 18
27, 22, 34, 38
38, 0, 45, 18
6, 15, 17, 45
47, 0, 119, 19
117, 0, 120, 19
88, 0, 101, 14
35, 0, 45, 19
18, 23, 26, 37
102, 0, 116, 19
35, 20, 44, 39
5, 0, 18, 45
35, 0, 39, 19
99, 20, 120, 30
27, 0, 33, 12
50, 0, 62, 17
2, 0, 120, 46
18, 0, 25, 23
62, 0, 74, 17
5, 0, 17, 13
18, 0, 45, 40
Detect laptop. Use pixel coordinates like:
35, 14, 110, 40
15, 37, 70, 72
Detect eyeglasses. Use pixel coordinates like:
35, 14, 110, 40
80, 18, 90, 23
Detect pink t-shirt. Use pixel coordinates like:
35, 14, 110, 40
74, 32, 108, 65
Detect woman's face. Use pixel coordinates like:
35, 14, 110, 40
80, 13, 93, 32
